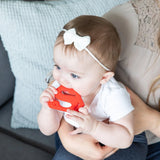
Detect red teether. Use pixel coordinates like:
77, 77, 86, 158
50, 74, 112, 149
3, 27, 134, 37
48, 85, 84, 112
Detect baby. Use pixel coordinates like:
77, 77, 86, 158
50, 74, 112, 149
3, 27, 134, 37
38, 15, 134, 149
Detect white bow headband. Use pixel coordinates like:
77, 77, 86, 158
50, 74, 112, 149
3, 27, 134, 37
62, 28, 109, 71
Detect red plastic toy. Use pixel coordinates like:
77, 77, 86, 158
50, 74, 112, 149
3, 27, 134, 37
48, 85, 84, 112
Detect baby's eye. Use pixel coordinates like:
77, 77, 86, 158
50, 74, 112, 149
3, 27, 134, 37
54, 64, 61, 70
71, 73, 80, 79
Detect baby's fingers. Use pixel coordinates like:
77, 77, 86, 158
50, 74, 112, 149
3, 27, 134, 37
46, 86, 57, 99
70, 127, 82, 135
44, 87, 57, 100
67, 109, 85, 119
79, 107, 88, 115
40, 96, 50, 104
40, 88, 57, 103
48, 86, 58, 94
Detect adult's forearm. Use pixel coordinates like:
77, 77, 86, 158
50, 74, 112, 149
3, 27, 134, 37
58, 119, 98, 160
58, 118, 117, 160
127, 87, 160, 137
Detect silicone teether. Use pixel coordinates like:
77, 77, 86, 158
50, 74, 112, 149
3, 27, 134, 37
48, 85, 84, 112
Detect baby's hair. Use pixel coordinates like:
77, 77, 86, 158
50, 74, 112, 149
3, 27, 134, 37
147, 75, 160, 110
54, 15, 121, 71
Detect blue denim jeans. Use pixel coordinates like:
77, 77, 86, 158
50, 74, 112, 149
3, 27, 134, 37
53, 132, 148, 160
147, 142, 160, 160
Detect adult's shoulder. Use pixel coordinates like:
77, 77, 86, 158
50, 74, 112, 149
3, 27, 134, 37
103, 1, 160, 109
103, 2, 138, 61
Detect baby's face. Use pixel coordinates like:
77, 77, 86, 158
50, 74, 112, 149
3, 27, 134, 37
53, 44, 105, 99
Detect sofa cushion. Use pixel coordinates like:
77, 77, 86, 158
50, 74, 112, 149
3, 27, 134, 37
0, 0, 129, 128
0, 132, 53, 160
0, 99, 55, 153
0, 37, 15, 107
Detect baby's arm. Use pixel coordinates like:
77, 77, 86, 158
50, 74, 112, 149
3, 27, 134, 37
67, 108, 134, 149
37, 86, 63, 136
91, 111, 134, 148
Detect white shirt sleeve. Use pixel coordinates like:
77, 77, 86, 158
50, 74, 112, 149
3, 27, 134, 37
102, 85, 134, 122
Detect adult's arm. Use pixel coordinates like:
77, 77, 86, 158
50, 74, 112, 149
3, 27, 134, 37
58, 118, 118, 160
127, 87, 160, 137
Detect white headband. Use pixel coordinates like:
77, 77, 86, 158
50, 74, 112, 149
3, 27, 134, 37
62, 28, 110, 71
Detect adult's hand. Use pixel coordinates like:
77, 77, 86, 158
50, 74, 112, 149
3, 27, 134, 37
126, 87, 160, 137
58, 118, 118, 160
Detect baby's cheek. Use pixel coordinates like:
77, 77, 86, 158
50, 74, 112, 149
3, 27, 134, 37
53, 72, 58, 81
78, 89, 90, 97
73, 82, 91, 96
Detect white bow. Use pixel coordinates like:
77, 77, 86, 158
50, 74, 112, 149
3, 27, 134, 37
63, 28, 91, 51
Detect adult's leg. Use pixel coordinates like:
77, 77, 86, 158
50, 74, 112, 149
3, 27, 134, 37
55, 132, 61, 150
147, 142, 160, 160
105, 132, 148, 160
53, 133, 82, 160
53, 132, 147, 160
52, 144, 82, 160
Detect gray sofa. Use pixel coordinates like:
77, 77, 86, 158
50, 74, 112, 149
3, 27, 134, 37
0, 36, 56, 159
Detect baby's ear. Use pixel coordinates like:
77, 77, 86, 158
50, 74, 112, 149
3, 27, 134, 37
100, 71, 114, 84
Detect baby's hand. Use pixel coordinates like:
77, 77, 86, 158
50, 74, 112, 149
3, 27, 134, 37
66, 107, 98, 135
40, 86, 57, 106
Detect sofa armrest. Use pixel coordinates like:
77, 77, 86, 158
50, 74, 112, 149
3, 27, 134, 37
0, 37, 15, 106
